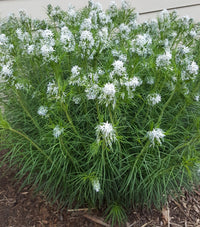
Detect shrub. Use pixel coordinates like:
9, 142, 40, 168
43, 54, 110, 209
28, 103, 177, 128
1, 1, 200, 225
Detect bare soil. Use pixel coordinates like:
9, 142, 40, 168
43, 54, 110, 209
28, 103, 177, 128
0, 149, 200, 227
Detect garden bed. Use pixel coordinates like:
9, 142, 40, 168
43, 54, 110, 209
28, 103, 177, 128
1, 150, 200, 227
1, 1, 200, 226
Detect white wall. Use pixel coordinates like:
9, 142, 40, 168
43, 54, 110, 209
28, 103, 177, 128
0, 0, 200, 22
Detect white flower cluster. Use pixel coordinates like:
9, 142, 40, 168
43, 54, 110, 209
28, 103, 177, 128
159, 9, 170, 22
79, 30, 94, 51
92, 178, 100, 192
60, 26, 75, 52
72, 96, 81, 104
187, 61, 199, 75
0, 34, 8, 45
69, 65, 82, 86
131, 34, 152, 57
147, 128, 165, 146
119, 23, 130, 39
112, 60, 126, 76
177, 45, 190, 55
99, 83, 116, 108
123, 76, 142, 91
80, 18, 92, 31
120, 76, 142, 98
41, 44, 54, 58
27, 44, 35, 54
98, 27, 110, 52
53, 125, 64, 138
0, 63, 13, 79
16, 28, 30, 42
156, 50, 172, 67
147, 93, 161, 106
40, 29, 55, 58
37, 106, 48, 116
96, 121, 117, 147
85, 84, 100, 100
47, 80, 59, 98
15, 82, 30, 91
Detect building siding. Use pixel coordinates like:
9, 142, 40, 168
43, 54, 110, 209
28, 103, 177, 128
0, 0, 200, 22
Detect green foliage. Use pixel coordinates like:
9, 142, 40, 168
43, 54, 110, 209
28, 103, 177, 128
0, 1, 200, 225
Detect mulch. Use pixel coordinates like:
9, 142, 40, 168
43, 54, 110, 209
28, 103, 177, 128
0, 149, 200, 227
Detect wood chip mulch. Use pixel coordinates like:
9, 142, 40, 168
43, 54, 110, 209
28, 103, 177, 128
0, 149, 200, 227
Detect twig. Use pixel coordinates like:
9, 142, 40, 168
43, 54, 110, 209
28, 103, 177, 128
141, 220, 153, 227
67, 208, 95, 212
167, 202, 170, 227
185, 219, 187, 227
171, 198, 189, 218
169, 223, 182, 227
129, 221, 138, 227
194, 190, 200, 197
83, 214, 111, 227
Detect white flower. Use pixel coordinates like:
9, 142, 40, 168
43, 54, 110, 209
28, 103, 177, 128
159, 9, 169, 21
135, 34, 152, 47
194, 95, 200, 102
37, 106, 48, 116
156, 50, 172, 67
92, 178, 100, 192
72, 96, 81, 104
121, 0, 129, 10
41, 29, 53, 40
15, 82, 29, 90
187, 61, 199, 75
16, 28, 24, 41
85, 84, 99, 100
41, 44, 54, 57
190, 29, 197, 37
131, 34, 152, 57
112, 60, 126, 76
71, 65, 81, 77
53, 125, 64, 138
181, 71, 189, 81
27, 44, 35, 54
69, 65, 83, 85
103, 83, 116, 97
98, 82, 116, 107
96, 121, 117, 147
60, 26, 75, 52
47, 81, 59, 98
98, 12, 111, 25
180, 45, 190, 54
146, 77, 154, 85
67, 5, 76, 18
0, 64, 13, 78
98, 27, 109, 45
124, 76, 142, 91
147, 93, 161, 106
180, 16, 191, 28
80, 18, 92, 31
147, 128, 165, 146
79, 30, 94, 50
109, 1, 117, 16
89, 0, 103, 11
119, 23, 130, 38
0, 34, 8, 45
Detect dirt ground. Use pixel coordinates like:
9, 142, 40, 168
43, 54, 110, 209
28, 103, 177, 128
0, 149, 200, 227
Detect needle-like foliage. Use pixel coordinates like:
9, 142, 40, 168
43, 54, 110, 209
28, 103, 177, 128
0, 1, 200, 225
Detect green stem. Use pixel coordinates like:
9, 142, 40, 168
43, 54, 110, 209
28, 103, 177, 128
59, 137, 79, 171
62, 103, 79, 137
157, 88, 176, 126
9, 128, 52, 163
124, 141, 150, 191
15, 91, 40, 130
